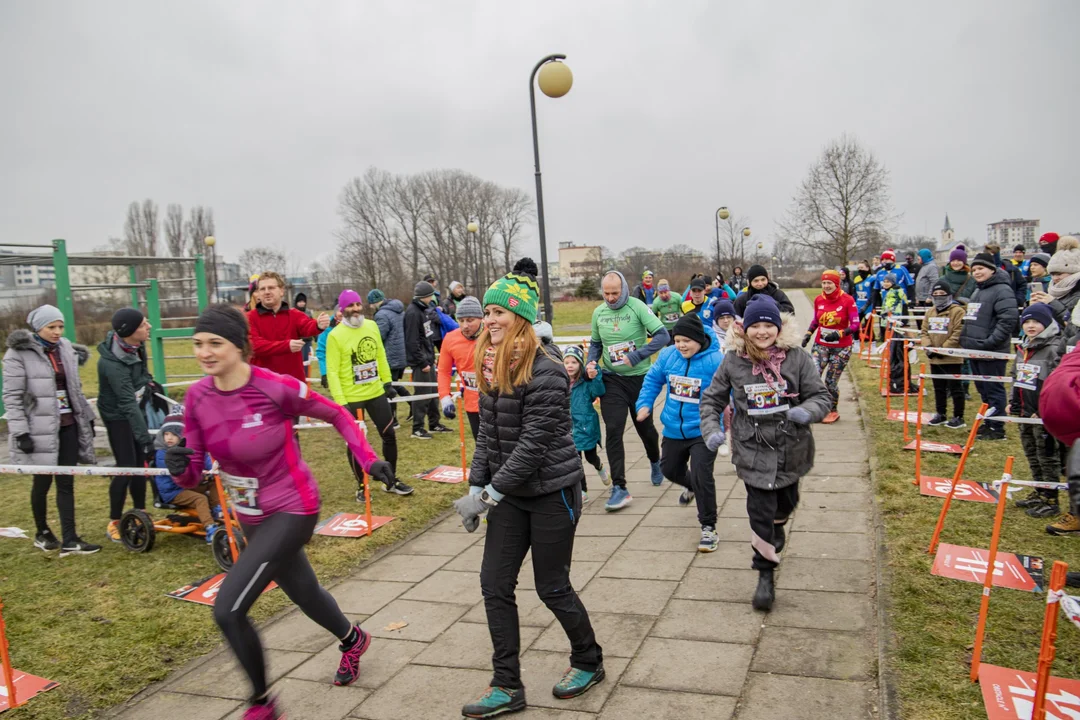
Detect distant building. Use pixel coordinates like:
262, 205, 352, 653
14, 264, 54, 288
935, 215, 966, 265
554, 242, 605, 288
987, 218, 1040, 250
942, 213, 955, 248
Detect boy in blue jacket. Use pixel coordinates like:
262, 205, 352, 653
152, 413, 218, 543
564, 345, 609, 501
635, 314, 723, 552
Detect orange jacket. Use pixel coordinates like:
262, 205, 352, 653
437, 329, 479, 413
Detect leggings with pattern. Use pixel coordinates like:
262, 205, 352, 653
811, 343, 852, 411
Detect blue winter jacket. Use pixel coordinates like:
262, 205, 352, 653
436, 307, 459, 335
153, 448, 213, 503
853, 272, 875, 314
315, 321, 335, 376
635, 338, 723, 440
569, 373, 604, 451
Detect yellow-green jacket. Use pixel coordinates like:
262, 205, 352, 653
326, 319, 391, 405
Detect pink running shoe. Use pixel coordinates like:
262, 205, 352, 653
243, 695, 282, 719
334, 625, 371, 686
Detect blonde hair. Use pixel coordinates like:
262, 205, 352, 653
474, 313, 539, 395
257, 271, 286, 289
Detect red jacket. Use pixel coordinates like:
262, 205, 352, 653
1040, 346, 1080, 446
247, 304, 320, 381
809, 291, 859, 348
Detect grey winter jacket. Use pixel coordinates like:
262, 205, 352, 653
959, 269, 1018, 354
700, 319, 832, 490
915, 260, 939, 303
374, 299, 407, 370
2, 330, 96, 466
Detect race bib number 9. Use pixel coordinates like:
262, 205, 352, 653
668, 375, 702, 404
928, 317, 949, 335
352, 361, 379, 384
1015, 362, 1040, 391
222, 472, 262, 517
744, 382, 789, 415
607, 340, 637, 366
964, 302, 981, 321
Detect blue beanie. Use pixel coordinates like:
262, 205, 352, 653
711, 298, 735, 318
743, 294, 782, 330
565, 345, 585, 364
366, 289, 386, 305
1020, 303, 1053, 329
918, 248, 933, 263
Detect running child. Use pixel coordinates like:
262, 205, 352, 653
919, 279, 966, 429
564, 345, 609, 501
709, 298, 736, 456
152, 413, 218, 542
636, 314, 723, 552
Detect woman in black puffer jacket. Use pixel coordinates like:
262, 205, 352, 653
453, 260, 603, 718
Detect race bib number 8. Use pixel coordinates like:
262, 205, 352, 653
744, 382, 789, 415
928, 316, 949, 335
668, 375, 702, 404
607, 340, 637, 366
352, 361, 378, 384
222, 472, 262, 517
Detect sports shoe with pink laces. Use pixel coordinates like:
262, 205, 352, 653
242, 695, 282, 719
334, 625, 371, 686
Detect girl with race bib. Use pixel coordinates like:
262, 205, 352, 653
700, 294, 831, 612
564, 345, 609, 502
163, 305, 395, 720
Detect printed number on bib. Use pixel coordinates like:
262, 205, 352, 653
352, 361, 378, 384
663, 312, 679, 324
460, 371, 478, 392
423, 320, 433, 337
1015, 362, 1040, 391
668, 375, 702, 404
857, 291, 868, 301
56, 389, 72, 415
928, 316, 950, 335
744, 381, 789, 415
607, 340, 637, 367
964, 302, 981, 321
222, 472, 262, 517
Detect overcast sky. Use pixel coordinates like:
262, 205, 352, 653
2, 1, 1076, 269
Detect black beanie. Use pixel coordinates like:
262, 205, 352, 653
194, 304, 249, 351
294, 292, 307, 305
747, 264, 769, 283
111, 308, 145, 337
931, 278, 953, 296
970, 253, 998, 272
670, 313, 708, 348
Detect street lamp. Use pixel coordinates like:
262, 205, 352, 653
466, 221, 480, 293
530, 54, 573, 323
714, 207, 751, 275
203, 235, 217, 303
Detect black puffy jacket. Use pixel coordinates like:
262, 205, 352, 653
733, 282, 795, 317
959, 269, 1018, 353
469, 348, 584, 497
403, 298, 436, 369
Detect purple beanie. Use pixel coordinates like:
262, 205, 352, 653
337, 289, 363, 309
949, 248, 967, 263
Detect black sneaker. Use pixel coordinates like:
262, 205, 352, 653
984, 428, 1007, 441
384, 479, 415, 496
34, 530, 60, 552
1015, 490, 1045, 508
411, 429, 432, 440
429, 424, 453, 434
752, 569, 775, 612
945, 417, 966, 429
927, 413, 948, 426
59, 538, 102, 557
1025, 502, 1060, 519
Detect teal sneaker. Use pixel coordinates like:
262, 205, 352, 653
461, 686, 526, 718
552, 665, 605, 699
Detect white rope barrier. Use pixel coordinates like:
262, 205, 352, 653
991, 478, 1067, 491
976, 413, 1044, 425
1061, 594, 1080, 631
924, 347, 1015, 360
0, 464, 171, 477
918, 373, 1013, 383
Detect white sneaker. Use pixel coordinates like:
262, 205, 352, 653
598, 464, 610, 486
582, 490, 589, 503
718, 443, 730, 457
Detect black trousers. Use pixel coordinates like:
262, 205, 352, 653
969, 359, 1008, 418
598, 373, 660, 487
1019, 423, 1063, 502
346, 396, 397, 484
660, 436, 718, 527
745, 482, 800, 571
390, 367, 410, 401
105, 418, 148, 521
480, 486, 601, 689
31, 423, 80, 543
409, 366, 440, 432
214, 512, 351, 702
579, 447, 603, 493
467, 410, 480, 440
930, 373, 965, 419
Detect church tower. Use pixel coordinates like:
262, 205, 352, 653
942, 213, 955, 247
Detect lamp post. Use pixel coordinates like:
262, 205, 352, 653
530, 54, 573, 323
466, 220, 480, 293
203, 235, 217, 302
714, 207, 729, 271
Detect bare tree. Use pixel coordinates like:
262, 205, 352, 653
777, 134, 896, 267
715, 213, 751, 275
164, 204, 186, 258
492, 187, 533, 275
237, 247, 286, 278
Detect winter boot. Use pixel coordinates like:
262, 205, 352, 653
752, 569, 775, 612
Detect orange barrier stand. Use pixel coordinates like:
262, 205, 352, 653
1033, 561, 1069, 720
356, 409, 373, 537
0, 595, 16, 709
928, 403, 989, 554
902, 339, 912, 442
969, 456, 1014, 681
211, 467, 241, 564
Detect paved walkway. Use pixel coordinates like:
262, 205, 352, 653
110, 292, 880, 720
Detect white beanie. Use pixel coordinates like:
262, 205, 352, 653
1047, 236, 1080, 275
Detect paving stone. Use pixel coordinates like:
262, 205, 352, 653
262, 610, 367, 653
583, 492, 659, 514
332, 579, 412, 615
221, 678, 368, 720
530, 611, 654, 658
652, 599, 762, 645
798, 492, 869, 512
287, 636, 426, 688
691, 541, 752, 570
751, 626, 874, 680
718, 499, 749, 518
786, 531, 872, 561
674, 568, 758, 603
509, 709, 596, 720
401, 570, 483, 605
520, 560, 604, 590
801, 475, 871, 493
766, 589, 873, 632
413, 620, 541, 670
736, 673, 873, 720
598, 549, 693, 581
363, 599, 470, 642
728, 483, 748, 499
115, 692, 240, 720
396, 531, 480, 556
460, 593, 558, 628
576, 512, 643, 536
624, 525, 700, 552
351, 664, 492, 720
653, 487, 696, 506
429, 514, 486, 534
792, 509, 870, 533
597, 685, 736, 720
571, 535, 624, 562
577, 577, 677, 615
806, 463, 868, 477
622, 637, 751, 695
520, 651, 629, 713
353, 554, 449, 583
712, 516, 750, 540
775, 557, 872, 593
640, 506, 704, 528
441, 544, 486, 572
169, 649, 311, 699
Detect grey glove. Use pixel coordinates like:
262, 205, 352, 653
441, 396, 457, 419
453, 490, 496, 533
704, 431, 726, 452
787, 406, 812, 425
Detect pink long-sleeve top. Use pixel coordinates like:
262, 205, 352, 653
176, 366, 377, 524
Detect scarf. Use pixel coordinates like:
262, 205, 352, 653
821, 285, 842, 303
738, 343, 798, 399
1048, 271, 1080, 299
480, 342, 523, 387
932, 295, 954, 312
34, 334, 58, 351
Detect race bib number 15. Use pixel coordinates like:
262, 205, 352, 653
607, 340, 637, 366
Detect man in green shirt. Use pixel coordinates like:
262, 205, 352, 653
651, 279, 682, 332
589, 271, 671, 511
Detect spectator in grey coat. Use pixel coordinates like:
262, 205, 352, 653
2, 305, 100, 556
914, 248, 938, 306
370, 290, 410, 405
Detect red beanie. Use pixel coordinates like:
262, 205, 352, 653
821, 269, 841, 285
880, 249, 896, 262
1039, 232, 1060, 246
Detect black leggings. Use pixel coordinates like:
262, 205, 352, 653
214, 512, 352, 701
579, 447, 603, 493
930, 373, 965, 419
31, 423, 80, 543
346, 396, 397, 485
598, 373, 660, 487
390, 367, 411, 401
105, 419, 148, 520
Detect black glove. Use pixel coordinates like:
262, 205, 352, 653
383, 382, 397, 399
801, 332, 812, 348
15, 434, 33, 454
320, 375, 328, 389
143, 442, 156, 460
164, 446, 195, 476
821, 330, 841, 343
367, 459, 394, 487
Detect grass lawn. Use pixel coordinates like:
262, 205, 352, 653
549, 299, 597, 336
822, 289, 1080, 719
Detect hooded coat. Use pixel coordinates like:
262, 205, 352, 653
568, 370, 604, 451
732, 281, 795, 318
915, 258, 939, 303
373, 299, 407, 370
404, 298, 438, 369
1010, 321, 1065, 417
636, 333, 722, 439
699, 318, 832, 490
3, 330, 96, 465
959, 269, 1019, 354
96, 331, 154, 447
